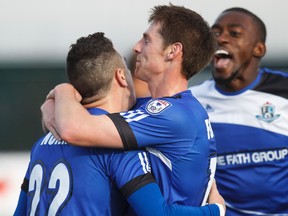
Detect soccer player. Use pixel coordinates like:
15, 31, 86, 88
14, 32, 224, 215
189, 7, 288, 215
41, 3, 219, 209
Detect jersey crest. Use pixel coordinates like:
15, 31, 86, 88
255, 101, 280, 123
145, 99, 172, 115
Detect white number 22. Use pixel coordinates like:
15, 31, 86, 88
29, 161, 72, 216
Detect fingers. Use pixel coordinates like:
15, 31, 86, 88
46, 89, 55, 100
74, 89, 82, 102
40, 99, 61, 140
46, 125, 62, 141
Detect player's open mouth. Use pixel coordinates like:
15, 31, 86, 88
214, 49, 232, 69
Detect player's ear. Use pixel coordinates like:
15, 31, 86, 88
165, 42, 182, 61
253, 42, 266, 58
115, 68, 128, 87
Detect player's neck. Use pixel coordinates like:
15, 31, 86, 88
83, 97, 121, 114
149, 77, 188, 98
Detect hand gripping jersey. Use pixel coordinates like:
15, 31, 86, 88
189, 68, 288, 215
15, 107, 222, 216
108, 90, 217, 206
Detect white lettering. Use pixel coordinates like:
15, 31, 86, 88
217, 149, 288, 166
226, 154, 242, 165
217, 156, 226, 166
205, 119, 214, 139
121, 110, 149, 123
282, 149, 288, 158
252, 149, 287, 163
40, 132, 67, 145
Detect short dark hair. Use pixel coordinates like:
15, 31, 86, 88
149, 4, 216, 80
66, 32, 124, 104
223, 7, 266, 43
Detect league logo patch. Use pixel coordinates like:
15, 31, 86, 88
256, 101, 280, 123
146, 99, 172, 115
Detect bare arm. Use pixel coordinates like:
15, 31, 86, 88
208, 180, 226, 216
41, 83, 124, 148
41, 98, 61, 139
40, 87, 63, 139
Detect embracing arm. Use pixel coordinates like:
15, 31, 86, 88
41, 83, 124, 148
120, 172, 225, 216
127, 181, 225, 216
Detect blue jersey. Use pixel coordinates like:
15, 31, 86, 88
108, 90, 217, 206
190, 68, 288, 215
15, 107, 222, 216
19, 108, 152, 216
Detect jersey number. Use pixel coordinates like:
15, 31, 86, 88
29, 161, 72, 216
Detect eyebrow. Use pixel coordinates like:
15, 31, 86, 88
212, 23, 244, 29
143, 33, 149, 39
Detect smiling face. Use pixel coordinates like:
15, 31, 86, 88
211, 11, 265, 90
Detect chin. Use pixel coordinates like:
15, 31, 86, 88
213, 76, 231, 85
213, 71, 229, 80
213, 69, 238, 85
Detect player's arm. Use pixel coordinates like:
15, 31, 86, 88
122, 177, 225, 216
41, 83, 124, 148
13, 178, 28, 215
112, 149, 225, 215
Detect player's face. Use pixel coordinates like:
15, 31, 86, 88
211, 11, 260, 85
133, 22, 166, 82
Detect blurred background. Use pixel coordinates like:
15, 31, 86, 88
1, 0, 287, 214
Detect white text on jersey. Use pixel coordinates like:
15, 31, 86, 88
40, 132, 68, 145
205, 119, 215, 139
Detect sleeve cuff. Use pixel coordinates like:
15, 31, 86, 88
215, 203, 225, 216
